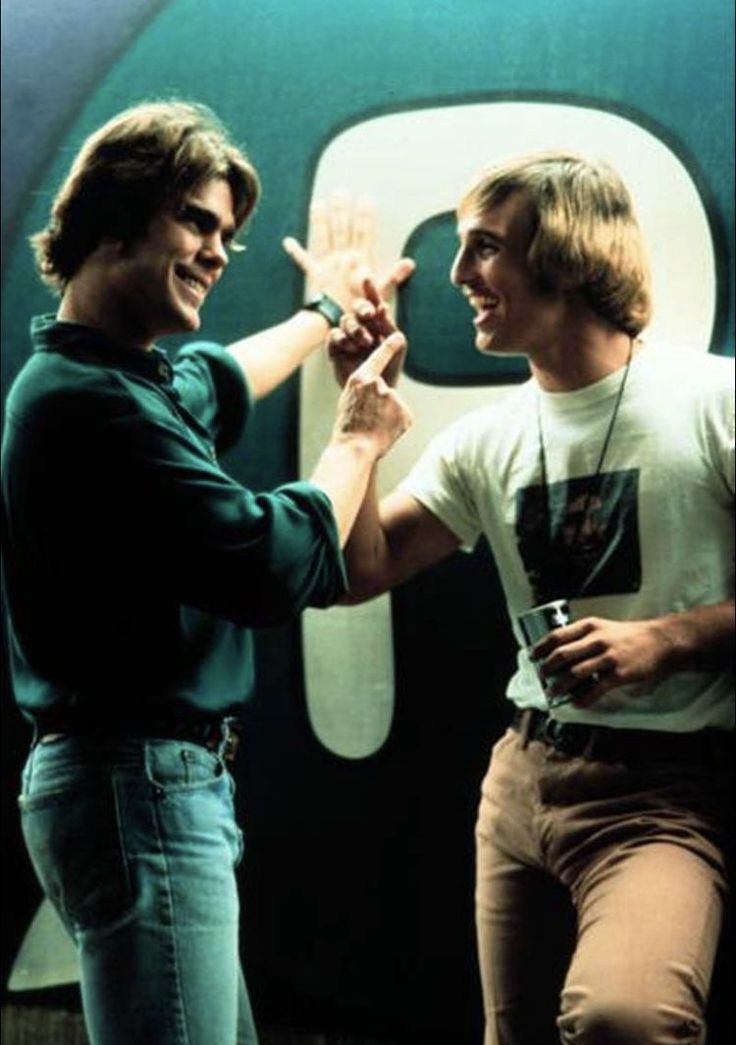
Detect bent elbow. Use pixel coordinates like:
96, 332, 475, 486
338, 572, 388, 606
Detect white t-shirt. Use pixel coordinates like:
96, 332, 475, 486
399, 343, 735, 731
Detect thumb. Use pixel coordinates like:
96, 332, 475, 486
377, 257, 416, 299
282, 236, 313, 276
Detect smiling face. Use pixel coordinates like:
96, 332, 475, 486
108, 177, 238, 348
450, 190, 566, 358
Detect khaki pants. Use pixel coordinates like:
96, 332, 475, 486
475, 724, 730, 1045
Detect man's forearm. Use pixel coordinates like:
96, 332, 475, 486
309, 438, 380, 548
654, 600, 735, 671
227, 310, 329, 400
339, 469, 392, 602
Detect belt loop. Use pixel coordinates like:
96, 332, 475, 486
581, 727, 599, 761
518, 708, 534, 749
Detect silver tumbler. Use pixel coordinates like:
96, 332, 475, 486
518, 599, 580, 708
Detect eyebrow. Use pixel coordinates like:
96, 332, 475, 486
459, 224, 507, 246
178, 201, 239, 245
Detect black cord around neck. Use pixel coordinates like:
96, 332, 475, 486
536, 338, 634, 593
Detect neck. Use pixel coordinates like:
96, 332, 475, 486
58, 265, 154, 352
529, 323, 638, 392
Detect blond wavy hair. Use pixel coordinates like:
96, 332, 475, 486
458, 152, 652, 335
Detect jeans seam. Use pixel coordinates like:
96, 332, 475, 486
150, 783, 191, 1045
110, 773, 134, 919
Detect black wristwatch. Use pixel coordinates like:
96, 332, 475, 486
301, 293, 344, 328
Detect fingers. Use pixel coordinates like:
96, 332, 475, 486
354, 291, 396, 341
282, 236, 313, 277
308, 201, 330, 257
352, 196, 377, 261
285, 195, 414, 317
354, 332, 407, 381
544, 659, 613, 705
309, 191, 373, 255
376, 256, 416, 300
530, 619, 594, 661
329, 190, 352, 250
339, 313, 376, 351
328, 327, 367, 364
361, 277, 382, 308
335, 364, 414, 459
333, 284, 395, 350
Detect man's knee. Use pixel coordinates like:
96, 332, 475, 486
558, 995, 705, 1044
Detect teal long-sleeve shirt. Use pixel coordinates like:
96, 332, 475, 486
2, 315, 347, 727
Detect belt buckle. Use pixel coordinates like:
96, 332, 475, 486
542, 716, 584, 756
222, 718, 241, 763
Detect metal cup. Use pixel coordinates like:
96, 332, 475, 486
518, 599, 583, 708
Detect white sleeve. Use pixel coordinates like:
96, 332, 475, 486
701, 357, 735, 498
398, 418, 483, 550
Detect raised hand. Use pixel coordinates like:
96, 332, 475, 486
282, 191, 415, 312
329, 277, 406, 388
333, 331, 413, 459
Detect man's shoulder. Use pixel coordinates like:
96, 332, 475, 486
4, 343, 130, 434
172, 340, 241, 394
646, 341, 733, 387
433, 381, 534, 452
644, 342, 733, 423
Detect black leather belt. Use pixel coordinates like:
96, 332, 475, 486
511, 707, 721, 764
36, 715, 242, 763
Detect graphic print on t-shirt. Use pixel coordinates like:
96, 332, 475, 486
515, 469, 641, 604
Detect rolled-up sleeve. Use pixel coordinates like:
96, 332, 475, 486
105, 392, 347, 626
172, 341, 252, 454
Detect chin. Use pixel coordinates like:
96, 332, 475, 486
474, 331, 498, 355
173, 305, 202, 334
475, 333, 527, 358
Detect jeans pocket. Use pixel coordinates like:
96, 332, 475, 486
144, 739, 225, 793
21, 775, 133, 935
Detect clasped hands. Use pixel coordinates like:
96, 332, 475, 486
284, 192, 414, 457
283, 191, 413, 387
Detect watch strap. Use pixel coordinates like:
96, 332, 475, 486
301, 293, 344, 328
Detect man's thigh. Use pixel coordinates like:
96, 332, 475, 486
558, 840, 725, 1044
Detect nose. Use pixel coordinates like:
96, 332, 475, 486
450, 246, 470, 287
200, 232, 229, 270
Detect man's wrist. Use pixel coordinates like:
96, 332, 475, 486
327, 429, 382, 460
301, 292, 344, 328
654, 603, 735, 671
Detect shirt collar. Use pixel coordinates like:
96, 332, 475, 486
31, 314, 174, 384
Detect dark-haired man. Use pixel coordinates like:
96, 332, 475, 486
2, 100, 413, 1045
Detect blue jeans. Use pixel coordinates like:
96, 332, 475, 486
19, 735, 259, 1045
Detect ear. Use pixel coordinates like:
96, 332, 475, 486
79, 239, 128, 277
96, 237, 130, 260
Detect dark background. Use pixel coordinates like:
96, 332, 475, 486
2, 1, 733, 1041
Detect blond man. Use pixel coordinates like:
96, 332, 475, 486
325, 152, 733, 1044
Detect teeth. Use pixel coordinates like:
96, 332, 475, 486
470, 294, 498, 310
178, 270, 207, 293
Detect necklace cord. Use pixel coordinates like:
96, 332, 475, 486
536, 338, 635, 598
